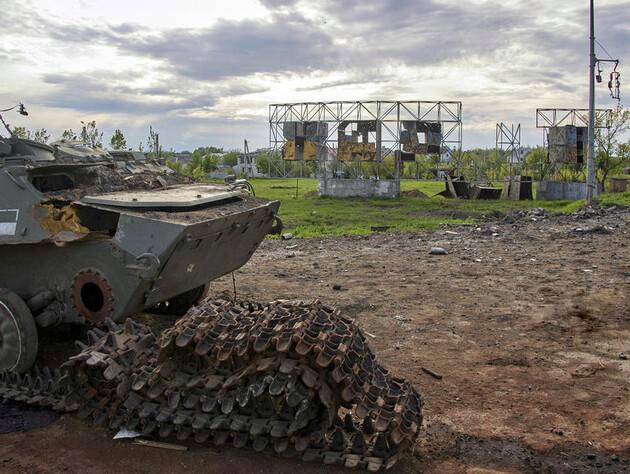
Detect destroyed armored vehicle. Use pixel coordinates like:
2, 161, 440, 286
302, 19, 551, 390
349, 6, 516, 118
0, 114, 281, 373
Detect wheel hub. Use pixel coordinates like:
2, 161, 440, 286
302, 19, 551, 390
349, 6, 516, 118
71, 270, 115, 324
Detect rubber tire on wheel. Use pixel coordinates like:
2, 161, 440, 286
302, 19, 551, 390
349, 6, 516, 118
0, 289, 38, 374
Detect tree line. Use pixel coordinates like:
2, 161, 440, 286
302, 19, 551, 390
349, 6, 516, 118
10, 106, 628, 187
11, 121, 160, 155
165, 148, 240, 180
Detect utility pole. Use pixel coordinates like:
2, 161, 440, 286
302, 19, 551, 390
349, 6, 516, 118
586, 0, 596, 204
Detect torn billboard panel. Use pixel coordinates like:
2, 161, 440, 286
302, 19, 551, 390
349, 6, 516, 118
548, 126, 587, 164
400, 121, 441, 155
282, 121, 327, 161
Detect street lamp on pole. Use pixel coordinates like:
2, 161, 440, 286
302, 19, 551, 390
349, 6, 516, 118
586, 0, 596, 204
586, 0, 621, 204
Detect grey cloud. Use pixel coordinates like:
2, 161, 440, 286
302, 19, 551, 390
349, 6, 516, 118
9, 0, 618, 87
4, 0, 628, 150
122, 15, 338, 80
589, 4, 630, 64
21, 10, 337, 81
324, 0, 581, 68
38, 70, 269, 116
258, 0, 300, 9
295, 76, 390, 91
40, 73, 217, 114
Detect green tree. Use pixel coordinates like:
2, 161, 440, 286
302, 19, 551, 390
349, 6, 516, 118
595, 105, 630, 190
255, 151, 281, 176
109, 129, 127, 150
223, 150, 239, 167
166, 158, 184, 174
61, 129, 76, 140
146, 125, 161, 157
524, 147, 553, 181
80, 120, 103, 148
183, 152, 219, 178
32, 129, 49, 144
12, 126, 28, 139
10, 127, 49, 143
201, 155, 218, 172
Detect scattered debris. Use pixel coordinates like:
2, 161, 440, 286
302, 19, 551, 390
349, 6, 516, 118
440, 176, 502, 200
570, 363, 606, 378
281, 233, 294, 240
571, 225, 613, 235
421, 367, 443, 380
429, 247, 448, 255
332, 283, 343, 290
133, 439, 189, 451
393, 315, 411, 322
285, 244, 298, 250
113, 428, 142, 439
371, 225, 391, 232
551, 427, 565, 436
286, 252, 296, 258
620, 353, 628, 360
528, 208, 548, 219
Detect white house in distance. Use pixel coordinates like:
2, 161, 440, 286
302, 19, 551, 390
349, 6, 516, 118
233, 142, 266, 178
508, 146, 533, 164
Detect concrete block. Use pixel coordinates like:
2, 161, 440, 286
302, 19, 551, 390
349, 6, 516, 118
318, 178, 400, 198
536, 181, 602, 200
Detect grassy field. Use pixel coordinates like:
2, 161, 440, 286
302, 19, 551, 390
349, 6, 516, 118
240, 178, 628, 238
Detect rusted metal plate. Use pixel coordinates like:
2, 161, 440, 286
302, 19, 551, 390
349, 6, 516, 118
81, 184, 241, 209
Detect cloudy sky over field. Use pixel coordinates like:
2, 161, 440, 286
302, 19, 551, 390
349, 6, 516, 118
2, 0, 628, 151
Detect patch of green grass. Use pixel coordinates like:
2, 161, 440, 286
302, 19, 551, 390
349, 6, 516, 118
598, 191, 630, 207
237, 178, 627, 238
400, 180, 446, 195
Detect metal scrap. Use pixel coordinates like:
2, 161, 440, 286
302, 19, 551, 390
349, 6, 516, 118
0, 299, 423, 471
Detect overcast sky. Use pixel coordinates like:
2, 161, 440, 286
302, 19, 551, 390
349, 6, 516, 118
2, 0, 628, 151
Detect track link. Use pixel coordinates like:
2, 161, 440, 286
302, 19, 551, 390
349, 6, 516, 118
0, 299, 423, 471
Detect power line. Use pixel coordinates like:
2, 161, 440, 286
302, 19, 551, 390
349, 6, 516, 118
595, 39, 614, 60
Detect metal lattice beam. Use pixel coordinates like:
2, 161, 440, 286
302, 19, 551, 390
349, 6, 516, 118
535, 108, 612, 129
268, 101, 463, 177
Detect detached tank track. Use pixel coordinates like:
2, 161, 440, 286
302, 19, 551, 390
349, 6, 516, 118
0, 299, 422, 471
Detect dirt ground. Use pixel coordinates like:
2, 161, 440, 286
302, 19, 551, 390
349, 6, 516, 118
1, 206, 629, 473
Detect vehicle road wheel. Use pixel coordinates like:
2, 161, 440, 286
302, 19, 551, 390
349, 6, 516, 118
151, 285, 208, 316
0, 289, 38, 373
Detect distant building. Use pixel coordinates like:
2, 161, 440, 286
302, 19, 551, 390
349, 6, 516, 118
233, 149, 266, 178
441, 148, 453, 163
172, 153, 192, 164
508, 147, 533, 164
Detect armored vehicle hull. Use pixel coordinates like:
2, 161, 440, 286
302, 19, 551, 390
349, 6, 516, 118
0, 193, 280, 324
0, 134, 280, 373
